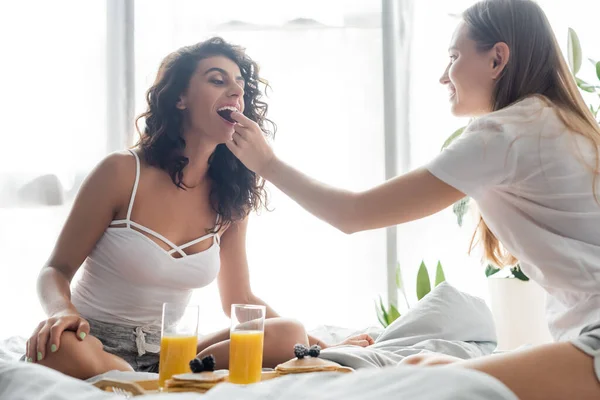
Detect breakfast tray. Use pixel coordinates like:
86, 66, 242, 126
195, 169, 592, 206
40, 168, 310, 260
92, 370, 281, 396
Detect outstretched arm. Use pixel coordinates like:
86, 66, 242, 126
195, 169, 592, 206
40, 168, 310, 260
226, 112, 465, 234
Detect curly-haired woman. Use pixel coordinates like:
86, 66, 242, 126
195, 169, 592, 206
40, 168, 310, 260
24, 37, 373, 379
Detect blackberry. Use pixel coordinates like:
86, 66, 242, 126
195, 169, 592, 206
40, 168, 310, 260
202, 354, 216, 371
294, 343, 308, 359
189, 357, 204, 373
308, 345, 321, 358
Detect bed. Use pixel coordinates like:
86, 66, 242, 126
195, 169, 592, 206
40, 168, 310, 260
0, 283, 517, 399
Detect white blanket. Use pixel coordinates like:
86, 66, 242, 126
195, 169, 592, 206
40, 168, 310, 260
319, 282, 497, 368
0, 359, 517, 400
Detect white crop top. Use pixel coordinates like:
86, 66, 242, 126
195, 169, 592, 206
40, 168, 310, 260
71, 150, 221, 331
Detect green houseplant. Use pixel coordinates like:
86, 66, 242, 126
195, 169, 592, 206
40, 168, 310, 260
441, 27, 600, 281
376, 260, 446, 328
567, 28, 600, 119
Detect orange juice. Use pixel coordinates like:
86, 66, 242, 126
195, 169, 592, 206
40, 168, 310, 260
228, 330, 264, 384
158, 335, 198, 388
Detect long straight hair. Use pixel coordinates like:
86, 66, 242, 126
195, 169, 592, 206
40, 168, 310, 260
463, 0, 600, 267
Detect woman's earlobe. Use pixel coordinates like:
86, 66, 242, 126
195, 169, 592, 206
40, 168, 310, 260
176, 95, 187, 110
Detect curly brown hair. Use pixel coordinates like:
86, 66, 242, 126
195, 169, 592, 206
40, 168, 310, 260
135, 37, 275, 230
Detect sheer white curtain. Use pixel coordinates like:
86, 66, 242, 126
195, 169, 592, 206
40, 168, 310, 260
134, 0, 386, 333
0, 1, 107, 339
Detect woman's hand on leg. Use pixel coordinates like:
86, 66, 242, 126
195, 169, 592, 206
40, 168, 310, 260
26, 312, 90, 363
322, 333, 375, 349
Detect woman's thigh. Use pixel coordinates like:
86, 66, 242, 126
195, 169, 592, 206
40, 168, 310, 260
458, 341, 600, 400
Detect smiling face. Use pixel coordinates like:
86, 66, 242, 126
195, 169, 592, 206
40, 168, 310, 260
439, 21, 499, 117
177, 55, 246, 143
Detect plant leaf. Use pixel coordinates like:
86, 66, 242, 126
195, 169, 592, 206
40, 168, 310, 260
485, 264, 501, 277
511, 265, 530, 281
568, 28, 582, 75
395, 262, 403, 290
388, 304, 401, 323
435, 260, 446, 286
591, 59, 600, 80
441, 126, 466, 151
577, 78, 597, 93
375, 301, 387, 328
395, 262, 411, 310
378, 295, 389, 324
452, 197, 470, 227
416, 261, 431, 300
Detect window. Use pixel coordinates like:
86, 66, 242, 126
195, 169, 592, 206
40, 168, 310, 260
0, 0, 107, 338
134, 0, 386, 333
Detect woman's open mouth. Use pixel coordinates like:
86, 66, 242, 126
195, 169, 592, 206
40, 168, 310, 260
217, 106, 238, 123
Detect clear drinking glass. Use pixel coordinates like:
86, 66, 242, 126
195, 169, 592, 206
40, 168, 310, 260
158, 303, 199, 388
228, 304, 266, 384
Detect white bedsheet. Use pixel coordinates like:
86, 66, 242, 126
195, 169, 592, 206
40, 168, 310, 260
0, 335, 25, 363
0, 359, 517, 400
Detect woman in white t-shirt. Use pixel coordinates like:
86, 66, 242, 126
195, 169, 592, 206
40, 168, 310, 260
225, 0, 600, 398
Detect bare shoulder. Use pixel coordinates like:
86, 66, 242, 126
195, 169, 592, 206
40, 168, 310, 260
78, 150, 138, 212
95, 150, 137, 177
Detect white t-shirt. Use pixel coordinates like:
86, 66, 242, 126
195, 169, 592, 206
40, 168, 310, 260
426, 96, 600, 341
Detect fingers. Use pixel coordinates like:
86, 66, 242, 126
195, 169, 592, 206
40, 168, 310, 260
350, 334, 375, 347
25, 338, 34, 363
27, 321, 44, 362
49, 321, 64, 354
47, 317, 88, 354
233, 130, 247, 144
356, 333, 374, 342
229, 111, 253, 126
229, 133, 245, 151
228, 128, 250, 152
27, 316, 90, 362
76, 319, 90, 341
36, 323, 52, 362
233, 124, 251, 140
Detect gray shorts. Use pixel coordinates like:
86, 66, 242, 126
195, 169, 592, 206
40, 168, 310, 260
87, 317, 161, 373
570, 322, 600, 382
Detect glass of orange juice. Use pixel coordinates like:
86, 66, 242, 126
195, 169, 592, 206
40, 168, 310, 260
228, 304, 266, 384
158, 303, 199, 389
